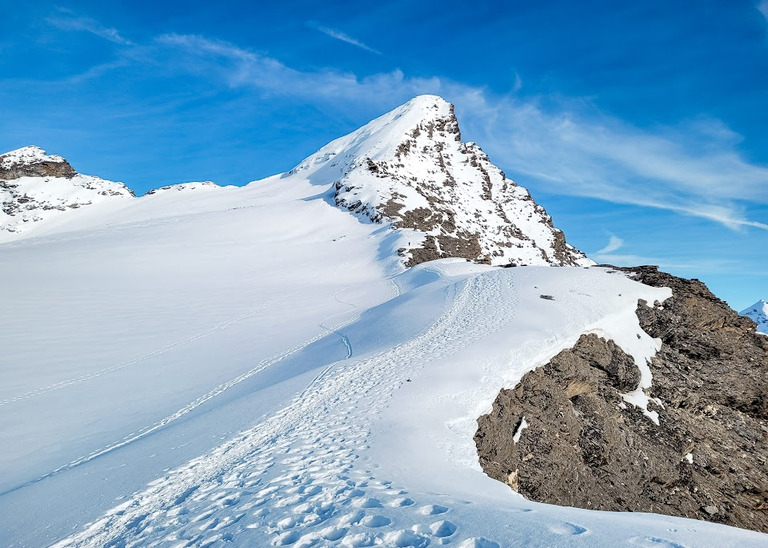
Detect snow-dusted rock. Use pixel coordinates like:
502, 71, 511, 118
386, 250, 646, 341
0, 146, 134, 236
145, 181, 222, 194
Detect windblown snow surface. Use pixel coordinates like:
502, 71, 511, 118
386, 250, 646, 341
1, 168, 766, 548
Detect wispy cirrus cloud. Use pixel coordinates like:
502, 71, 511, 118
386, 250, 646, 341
758, 0, 768, 22
597, 235, 624, 254
47, 9, 132, 45
35, 29, 768, 232
307, 21, 380, 55
151, 33, 768, 231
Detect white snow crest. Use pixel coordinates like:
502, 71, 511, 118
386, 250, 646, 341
0, 145, 66, 169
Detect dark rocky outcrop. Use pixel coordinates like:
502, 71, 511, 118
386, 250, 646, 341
475, 266, 768, 533
0, 158, 77, 180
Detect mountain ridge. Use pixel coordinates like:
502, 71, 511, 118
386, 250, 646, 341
0, 96, 589, 268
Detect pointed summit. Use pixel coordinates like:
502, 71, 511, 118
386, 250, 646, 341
741, 300, 768, 334
291, 95, 590, 267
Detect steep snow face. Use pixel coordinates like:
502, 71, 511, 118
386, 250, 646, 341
290, 95, 591, 267
0, 146, 134, 238
741, 300, 768, 334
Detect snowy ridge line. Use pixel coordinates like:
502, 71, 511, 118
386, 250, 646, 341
0, 298, 369, 498
56, 272, 522, 547
0, 293, 297, 407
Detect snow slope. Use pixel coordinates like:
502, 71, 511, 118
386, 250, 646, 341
1, 213, 765, 546
741, 300, 768, 334
32, 261, 765, 548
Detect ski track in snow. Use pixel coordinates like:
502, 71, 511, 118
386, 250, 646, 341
6, 276, 375, 495
56, 271, 526, 547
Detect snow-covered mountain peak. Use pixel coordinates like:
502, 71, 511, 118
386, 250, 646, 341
741, 300, 768, 334
289, 94, 590, 267
1, 145, 64, 165
0, 146, 134, 239
289, 94, 455, 181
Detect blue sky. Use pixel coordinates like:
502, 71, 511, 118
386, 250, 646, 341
1, 0, 766, 310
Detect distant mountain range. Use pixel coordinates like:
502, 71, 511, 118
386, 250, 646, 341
0, 96, 588, 268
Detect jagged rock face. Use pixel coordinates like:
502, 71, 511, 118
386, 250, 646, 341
475, 266, 768, 533
0, 148, 77, 179
0, 146, 134, 237
289, 95, 590, 267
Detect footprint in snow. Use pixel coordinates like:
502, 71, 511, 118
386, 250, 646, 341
320, 525, 348, 541
389, 496, 415, 507
361, 514, 391, 528
340, 532, 377, 547
459, 539, 501, 548
629, 536, 687, 548
548, 521, 588, 535
272, 529, 301, 546
430, 519, 457, 537
383, 529, 430, 548
353, 497, 382, 508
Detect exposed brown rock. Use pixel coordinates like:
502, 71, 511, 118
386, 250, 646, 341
0, 158, 77, 180
475, 266, 768, 533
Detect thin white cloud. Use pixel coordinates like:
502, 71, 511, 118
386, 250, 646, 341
47, 10, 132, 45
591, 253, 688, 268
591, 254, 745, 273
458, 95, 768, 231
307, 22, 380, 55
596, 235, 624, 254
758, 0, 768, 22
